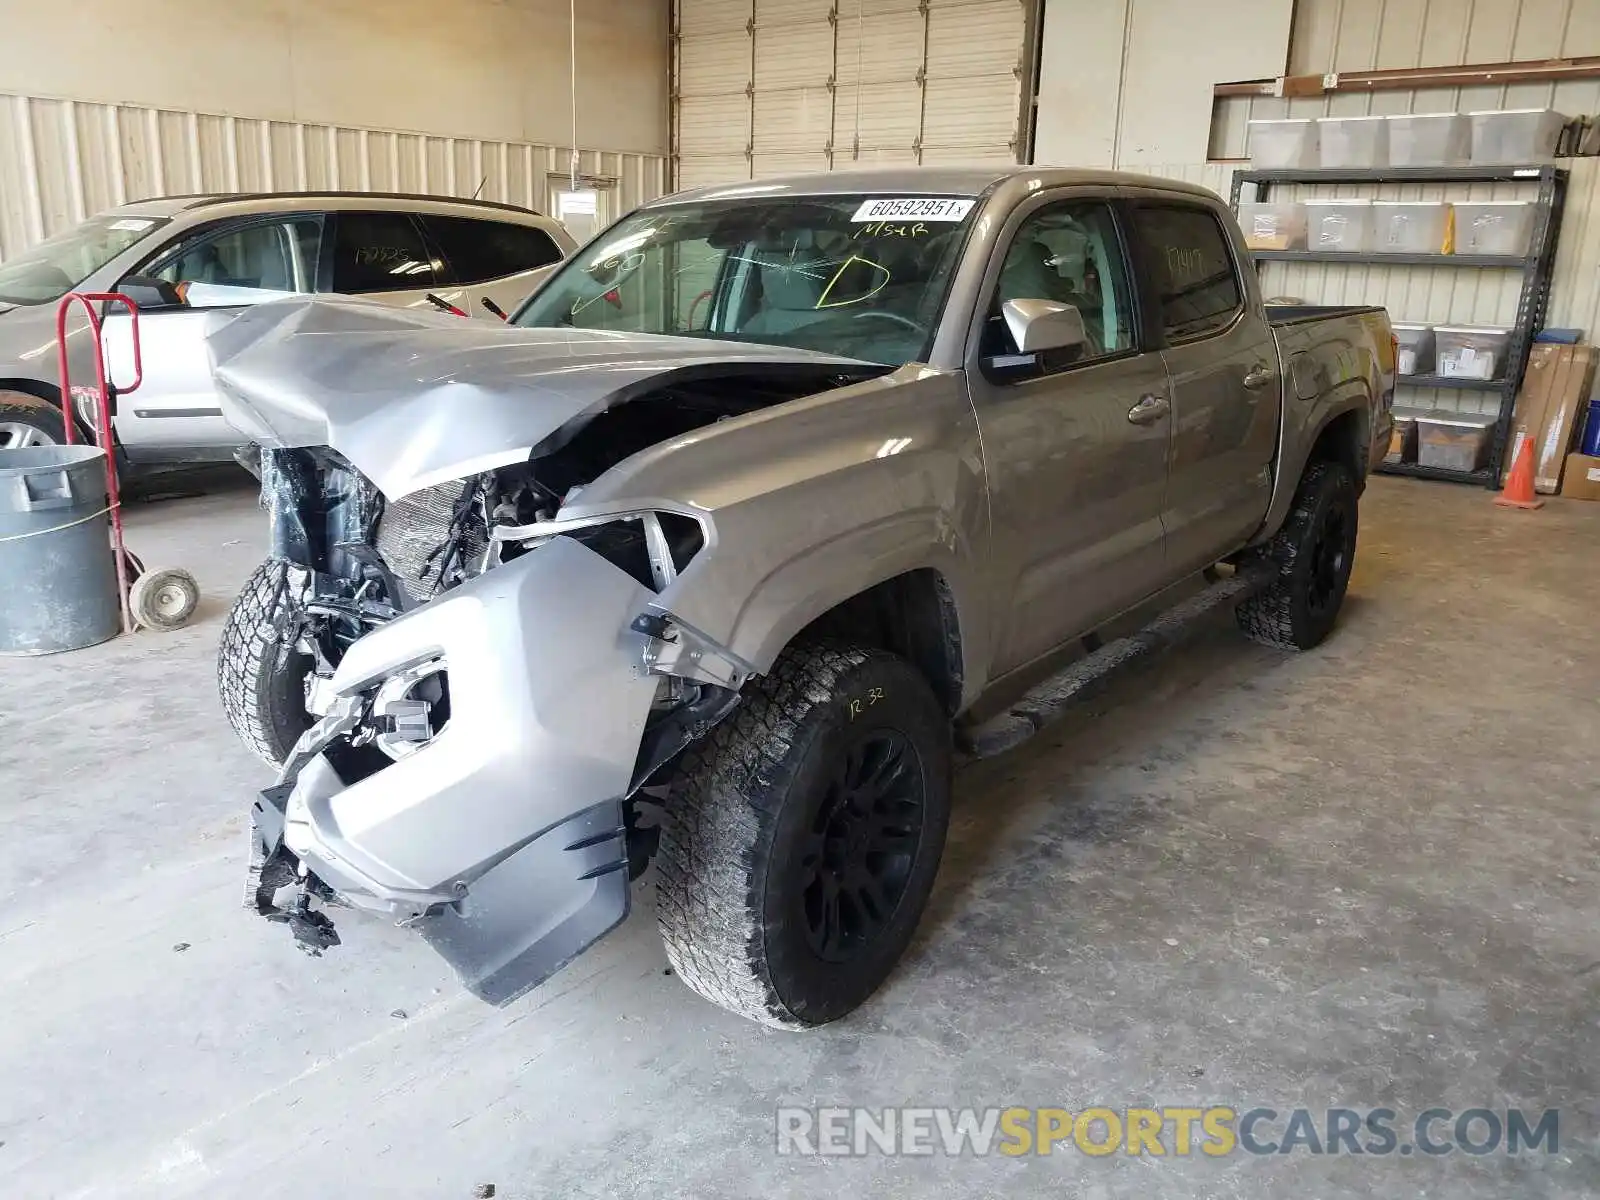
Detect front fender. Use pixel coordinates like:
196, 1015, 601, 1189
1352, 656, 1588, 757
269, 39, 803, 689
718, 508, 982, 693
576, 367, 993, 706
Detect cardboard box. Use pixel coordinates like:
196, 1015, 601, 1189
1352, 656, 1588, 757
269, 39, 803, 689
1385, 412, 1419, 464
1502, 343, 1564, 483
1534, 344, 1597, 493
1559, 452, 1600, 501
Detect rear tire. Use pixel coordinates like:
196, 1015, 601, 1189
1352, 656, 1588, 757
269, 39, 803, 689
1236, 459, 1358, 651
656, 643, 951, 1028
218, 558, 313, 767
0, 392, 65, 449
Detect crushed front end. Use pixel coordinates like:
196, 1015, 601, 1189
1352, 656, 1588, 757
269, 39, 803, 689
247, 449, 748, 1003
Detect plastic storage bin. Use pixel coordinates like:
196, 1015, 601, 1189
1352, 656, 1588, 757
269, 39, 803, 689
1469, 109, 1566, 163
1317, 116, 1388, 168
1248, 119, 1319, 169
1385, 113, 1470, 167
1372, 201, 1451, 254
1304, 199, 1374, 252
1393, 323, 1435, 376
1416, 411, 1497, 472
1435, 325, 1512, 380
1452, 200, 1535, 255
1238, 202, 1307, 250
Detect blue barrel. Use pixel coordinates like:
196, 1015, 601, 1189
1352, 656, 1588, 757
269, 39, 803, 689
0, 444, 121, 655
1581, 398, 1600, 457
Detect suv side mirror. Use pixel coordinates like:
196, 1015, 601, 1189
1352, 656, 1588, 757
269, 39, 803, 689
114, 275, 185, 311
981, 298, 1089, 382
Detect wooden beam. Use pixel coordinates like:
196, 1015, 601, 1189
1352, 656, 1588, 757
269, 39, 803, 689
1215, 55, 1600, 99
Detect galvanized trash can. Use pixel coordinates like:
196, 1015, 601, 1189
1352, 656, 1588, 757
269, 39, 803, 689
0, 444, 121, 655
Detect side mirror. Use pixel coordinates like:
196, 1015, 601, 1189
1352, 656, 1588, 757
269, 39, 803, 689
981, 298, 1089, 382
115, 275, 184, 311
1002, 297, 1087, 354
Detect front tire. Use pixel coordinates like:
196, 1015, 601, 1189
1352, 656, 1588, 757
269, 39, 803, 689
218, 558, 314, 767
1236, 459, 1358, 650
656, 643, 952, 1028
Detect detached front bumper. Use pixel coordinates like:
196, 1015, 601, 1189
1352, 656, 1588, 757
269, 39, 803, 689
254, 536, 661, 1004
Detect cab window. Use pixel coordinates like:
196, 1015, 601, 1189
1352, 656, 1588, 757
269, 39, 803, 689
981, 200, 1136, 364
1129, 205, 1243, 342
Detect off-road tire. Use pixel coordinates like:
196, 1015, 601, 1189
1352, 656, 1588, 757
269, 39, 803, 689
656, 643, 952, 1029
1236, 459, 1358, 650
218, 558, 313, 767
0, 392, 66, 448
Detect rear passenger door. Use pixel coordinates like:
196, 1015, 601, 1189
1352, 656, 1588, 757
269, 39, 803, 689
422, 216, 567, 318
326, 211, 454, 313
1126, 201, 1279, 576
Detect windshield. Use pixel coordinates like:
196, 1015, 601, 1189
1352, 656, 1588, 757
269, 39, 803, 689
514, 194, 978, 365
0, 214, 168, 306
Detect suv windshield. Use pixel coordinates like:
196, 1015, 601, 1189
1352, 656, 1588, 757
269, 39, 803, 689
514, 194, 978, 365
0, 214, 169, 306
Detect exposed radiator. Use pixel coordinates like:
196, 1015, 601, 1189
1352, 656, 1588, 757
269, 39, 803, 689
375, 481, 484, 602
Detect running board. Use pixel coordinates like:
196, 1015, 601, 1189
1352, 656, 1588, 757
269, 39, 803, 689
957, 562, 1277, 759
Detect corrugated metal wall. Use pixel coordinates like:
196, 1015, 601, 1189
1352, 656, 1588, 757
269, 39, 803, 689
0, 91, 669, 263
1207, 0, 1600, 416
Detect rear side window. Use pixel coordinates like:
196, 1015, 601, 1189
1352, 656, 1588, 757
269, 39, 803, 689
424, 216, 564, 284
1131, 205, 1243, 341
331, 212, 439, 293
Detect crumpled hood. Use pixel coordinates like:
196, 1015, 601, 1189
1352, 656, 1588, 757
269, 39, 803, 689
206, 295, 869, 499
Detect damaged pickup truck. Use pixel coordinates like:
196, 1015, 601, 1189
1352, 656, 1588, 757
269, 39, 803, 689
214, 168, 1394, 1028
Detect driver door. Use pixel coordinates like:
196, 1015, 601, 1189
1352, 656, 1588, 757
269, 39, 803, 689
965, 193, 1172, 674
104, 214, 324, 456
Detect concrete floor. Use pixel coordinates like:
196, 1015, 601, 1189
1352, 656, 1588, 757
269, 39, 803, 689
1, 472, 1595, 1199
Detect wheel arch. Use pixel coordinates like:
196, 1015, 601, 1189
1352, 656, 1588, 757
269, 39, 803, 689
787, 567, 968, 717
1254, 384, 1373, 547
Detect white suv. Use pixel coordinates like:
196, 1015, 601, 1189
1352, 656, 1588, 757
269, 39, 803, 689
0, 193, 576, 461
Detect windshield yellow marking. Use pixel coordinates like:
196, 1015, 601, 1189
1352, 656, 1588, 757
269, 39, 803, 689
815, 256, 891, 309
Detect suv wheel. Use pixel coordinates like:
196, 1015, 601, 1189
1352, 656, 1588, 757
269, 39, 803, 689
656, 642, 951, 1028
1236, 459, 1358, 650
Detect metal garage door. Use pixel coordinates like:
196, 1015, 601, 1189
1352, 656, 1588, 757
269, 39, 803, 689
674, 0, 1029, 190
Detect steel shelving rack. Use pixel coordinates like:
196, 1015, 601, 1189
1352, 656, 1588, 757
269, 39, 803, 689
1230, 163, 1568, 486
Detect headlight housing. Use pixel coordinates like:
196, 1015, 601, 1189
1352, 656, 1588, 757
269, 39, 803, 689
490, 508, 708, 591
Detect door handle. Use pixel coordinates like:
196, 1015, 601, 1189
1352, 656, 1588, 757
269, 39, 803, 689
1243, 364, 1274, 390
1127, 394, 1170, 425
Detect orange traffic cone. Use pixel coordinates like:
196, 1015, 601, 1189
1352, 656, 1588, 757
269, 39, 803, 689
1495, 435, 1545, 510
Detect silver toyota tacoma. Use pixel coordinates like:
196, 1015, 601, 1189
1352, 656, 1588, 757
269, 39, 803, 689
214, 167, 1395, 1028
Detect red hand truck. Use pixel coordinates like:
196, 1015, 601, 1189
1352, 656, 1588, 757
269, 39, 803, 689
55, 292, 199, 634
